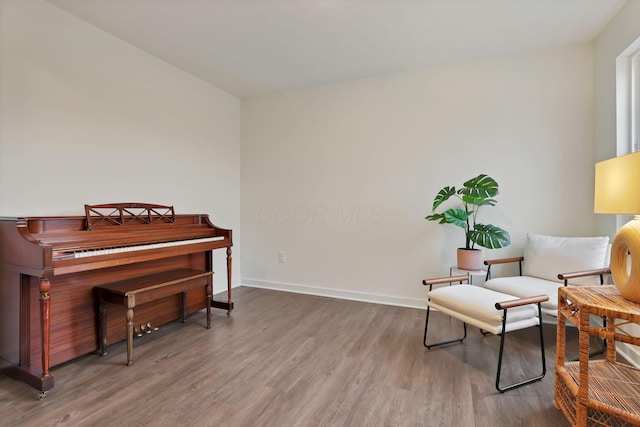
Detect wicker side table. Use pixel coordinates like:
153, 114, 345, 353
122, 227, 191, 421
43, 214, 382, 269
555, 285, 640, 426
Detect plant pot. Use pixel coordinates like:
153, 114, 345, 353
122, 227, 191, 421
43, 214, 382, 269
457, 248, 483, 271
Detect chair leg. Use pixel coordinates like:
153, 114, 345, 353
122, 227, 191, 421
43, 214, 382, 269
423, 305, 467, 349
569, 317, 607, 360
590, 316, 607, 357
495, 302, 547, 393
591, 337, 607, 357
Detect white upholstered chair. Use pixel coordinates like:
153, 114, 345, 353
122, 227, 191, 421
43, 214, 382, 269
483, 233, 611, 319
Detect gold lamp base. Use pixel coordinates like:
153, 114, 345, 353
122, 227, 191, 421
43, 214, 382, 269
611, 217, 640, 303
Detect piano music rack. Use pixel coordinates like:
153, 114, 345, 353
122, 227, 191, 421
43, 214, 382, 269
85, 203, 175, 230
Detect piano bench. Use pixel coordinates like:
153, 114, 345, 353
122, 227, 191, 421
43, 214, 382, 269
94, 268, 213, 366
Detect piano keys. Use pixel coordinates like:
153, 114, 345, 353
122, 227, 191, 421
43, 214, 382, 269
0, 203, 232, 396
69, 236, 225, 259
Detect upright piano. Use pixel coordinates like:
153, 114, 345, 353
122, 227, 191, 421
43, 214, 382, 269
0, 203, 232, 396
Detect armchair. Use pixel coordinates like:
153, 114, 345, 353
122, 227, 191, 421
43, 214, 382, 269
483, 233, 611, 319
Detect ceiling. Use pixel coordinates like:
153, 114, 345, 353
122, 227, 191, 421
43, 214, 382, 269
47, 0, 628, 98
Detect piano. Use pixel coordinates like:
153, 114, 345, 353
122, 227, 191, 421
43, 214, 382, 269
0, 203, 232, 396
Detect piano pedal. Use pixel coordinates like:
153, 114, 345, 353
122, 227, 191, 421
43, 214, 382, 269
139, 324, 147, 335
135, 326, 142, 337
146, 321, 158, 332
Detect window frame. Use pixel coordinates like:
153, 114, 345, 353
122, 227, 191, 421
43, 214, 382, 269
631, 48, 640, 152
616, 38, 640, 155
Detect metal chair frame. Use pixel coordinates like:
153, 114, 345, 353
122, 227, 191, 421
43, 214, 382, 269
423, 278, 547, 393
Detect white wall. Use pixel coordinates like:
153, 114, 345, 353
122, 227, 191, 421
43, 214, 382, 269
0, 0, 242, 292
593, 0, 640, 367
242, 44, 595, 307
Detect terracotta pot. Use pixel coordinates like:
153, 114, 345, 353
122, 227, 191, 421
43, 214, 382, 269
457, 248, 483, 271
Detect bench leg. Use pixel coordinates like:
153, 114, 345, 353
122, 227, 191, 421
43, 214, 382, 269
423, 304, 467, 349
98, 300, 108, 356
206, 284, 212, 329
495, 302, 546, 393
181, 292, 186, 323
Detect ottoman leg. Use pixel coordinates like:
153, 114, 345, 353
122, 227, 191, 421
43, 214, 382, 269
423, 304, 467, 349
495, 302, 546, 393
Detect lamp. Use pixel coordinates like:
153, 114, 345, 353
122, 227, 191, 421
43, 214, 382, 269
594, 151, 640, 302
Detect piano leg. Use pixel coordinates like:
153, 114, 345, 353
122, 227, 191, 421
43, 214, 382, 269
125, 295, 135, 366
209, 246, 234, 314
226, 247, 233, 315
4, 276, 54, 398
38, 279, 52, 380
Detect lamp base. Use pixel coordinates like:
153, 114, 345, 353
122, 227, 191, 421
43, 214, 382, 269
611, 217, 640, 302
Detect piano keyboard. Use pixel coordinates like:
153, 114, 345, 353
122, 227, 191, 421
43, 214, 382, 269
73, 236, 225, 258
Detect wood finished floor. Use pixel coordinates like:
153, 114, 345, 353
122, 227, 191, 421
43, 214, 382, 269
0, 287, 573, 427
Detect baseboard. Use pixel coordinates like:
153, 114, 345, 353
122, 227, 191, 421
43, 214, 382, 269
241, 278, 426, 309
213, 278, 242, 296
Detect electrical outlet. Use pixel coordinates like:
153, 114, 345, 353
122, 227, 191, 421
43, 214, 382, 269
278, 251, 286, 263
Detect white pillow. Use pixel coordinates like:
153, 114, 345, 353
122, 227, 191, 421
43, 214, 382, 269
523, 233, 610, 285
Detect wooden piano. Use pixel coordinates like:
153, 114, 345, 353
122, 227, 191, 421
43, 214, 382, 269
0, 203, 232, 397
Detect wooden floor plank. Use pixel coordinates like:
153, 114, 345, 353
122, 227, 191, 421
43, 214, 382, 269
0, 287, 570, 426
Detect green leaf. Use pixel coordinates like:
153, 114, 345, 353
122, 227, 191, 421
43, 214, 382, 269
425, 213, 446, 223
442, 208, 468, 229
468, 223, 511, 249
431, 186, 456, 211
426, 209, 467, 229
460, 174, 499, 204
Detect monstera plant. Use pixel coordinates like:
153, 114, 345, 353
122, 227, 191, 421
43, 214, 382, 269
426, 174, 510, 270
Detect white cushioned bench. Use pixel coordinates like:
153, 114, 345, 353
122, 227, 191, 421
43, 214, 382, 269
423, 275, 548, 393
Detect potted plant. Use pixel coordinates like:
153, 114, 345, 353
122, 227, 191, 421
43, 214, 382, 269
425, 173, 510, 270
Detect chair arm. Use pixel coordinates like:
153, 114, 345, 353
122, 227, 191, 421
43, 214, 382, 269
484, 256, 524, 266
495, 295, 549, 310
557, 267, 611, 286
422, 275, 469, 286
484, 256, 524, 280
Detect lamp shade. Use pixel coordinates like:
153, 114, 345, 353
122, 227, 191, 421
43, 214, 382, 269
594, 151, 640, 215
594, 151, 640, 302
